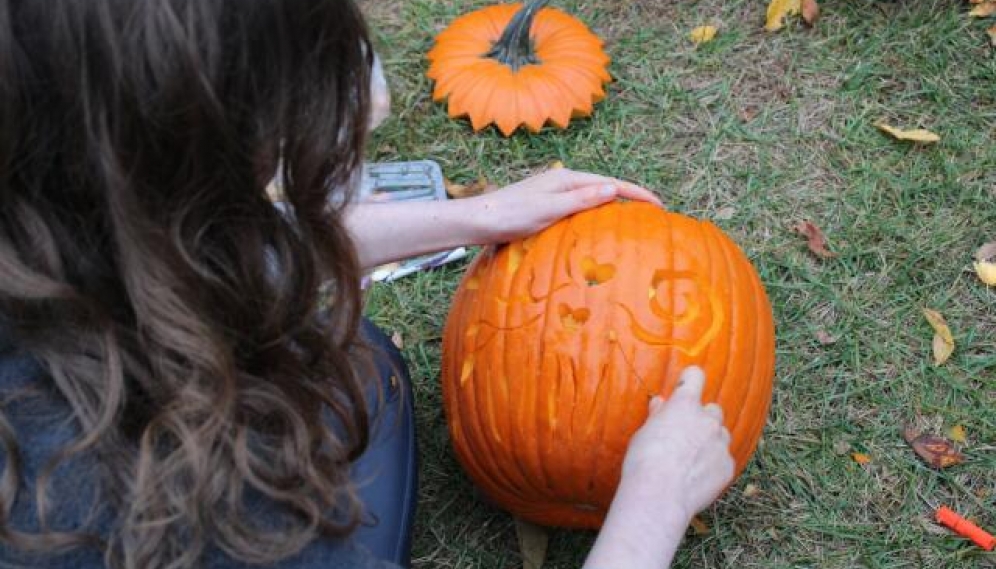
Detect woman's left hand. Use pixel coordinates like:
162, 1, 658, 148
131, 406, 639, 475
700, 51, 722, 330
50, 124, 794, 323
465, 168, 662, 244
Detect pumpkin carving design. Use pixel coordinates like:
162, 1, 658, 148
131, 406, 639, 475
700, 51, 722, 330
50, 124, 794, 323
427, 0, 611, 136
441, 202, 776, 528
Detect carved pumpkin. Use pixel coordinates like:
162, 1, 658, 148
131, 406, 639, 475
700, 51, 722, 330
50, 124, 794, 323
441, 202, 775, 528
426, 0, 611, 136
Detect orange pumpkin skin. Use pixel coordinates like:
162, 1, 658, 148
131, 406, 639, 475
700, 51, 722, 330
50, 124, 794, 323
441, 202, 775, 528
427, 2, 611, 136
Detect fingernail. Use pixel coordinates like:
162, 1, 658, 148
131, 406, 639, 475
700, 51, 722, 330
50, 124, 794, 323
598, 185, 616, 197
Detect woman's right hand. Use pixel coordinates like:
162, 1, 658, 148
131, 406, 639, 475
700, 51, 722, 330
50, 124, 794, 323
621, 365, 736, 520
582, 366, 735, 569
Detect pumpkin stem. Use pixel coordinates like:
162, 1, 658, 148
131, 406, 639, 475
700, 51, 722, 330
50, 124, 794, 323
485, 0, 550, 71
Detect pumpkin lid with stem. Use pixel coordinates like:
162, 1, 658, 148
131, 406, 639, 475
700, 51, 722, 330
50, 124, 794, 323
427, 0, 611, 136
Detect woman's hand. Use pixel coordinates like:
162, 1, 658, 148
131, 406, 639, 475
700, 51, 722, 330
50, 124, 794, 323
582, 366, 735, 569
464, 168, 662, 244
621, 366, 736, 520
344, 168, 660, 270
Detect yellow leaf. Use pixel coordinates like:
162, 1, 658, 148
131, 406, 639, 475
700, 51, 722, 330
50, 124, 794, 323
948, 425, 967, 444
974, 261, 996, 286
742, 483, 761, 498
766, 0, 802, 31
690, 25, 718, 44
974, 242, 996, 285
970, 2, 996, 17
875, 122, 940, 143
852, 452, 872, 464
923, 308, 955, 366
515, 518, 548, 569
548, 160, 565, 170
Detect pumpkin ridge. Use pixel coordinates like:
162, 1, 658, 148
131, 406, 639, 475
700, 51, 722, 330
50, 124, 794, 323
702, 220, 740, 429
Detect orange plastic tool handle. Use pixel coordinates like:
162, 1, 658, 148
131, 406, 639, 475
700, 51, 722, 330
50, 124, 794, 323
936, 506, 996, 551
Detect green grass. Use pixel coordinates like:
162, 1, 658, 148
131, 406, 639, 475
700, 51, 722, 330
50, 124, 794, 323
361, 0, 996, 566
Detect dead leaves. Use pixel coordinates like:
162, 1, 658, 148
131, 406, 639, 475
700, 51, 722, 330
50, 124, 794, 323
689, 25, 718, 45
875, 122, 941, 144
444, 177, 497, 199
973, 242, 996, 286
904, 427, 966, 469
851, 452, 873, 465
922, 308, 955, 366
766, 0, 818, 30
515, 518, 548, 569
988, 25, 996, 45
793, 220, 837, 259
970, 1, 996, 17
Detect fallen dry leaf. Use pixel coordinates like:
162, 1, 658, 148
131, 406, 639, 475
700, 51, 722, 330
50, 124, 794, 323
793, 220, 837, 259
802, 0, 820, 25
391, 331, 404, 349
904, 427, 965, 469
515, 518, 549, 569
922, 308, 955, 365
973, 242, 996, 286
970, 1, 996, 17
548, 160, 565, 170
766, 0, 802, 31
742, 483, 761, 498
444, 177, 497, 199
690, 516, 710, 535
815, 330, 837, 345
875, 122, 940, 143
714, 206, 737, 220
690, 25, 718, 44
988, 25, 996, 45
851, 452, 872, 465
948, 425, 967, 444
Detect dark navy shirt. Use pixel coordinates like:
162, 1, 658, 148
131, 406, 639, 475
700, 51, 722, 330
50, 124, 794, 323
0, 331, 400, 569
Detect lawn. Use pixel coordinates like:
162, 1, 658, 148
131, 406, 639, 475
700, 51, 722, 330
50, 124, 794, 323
360, 0, 996, 567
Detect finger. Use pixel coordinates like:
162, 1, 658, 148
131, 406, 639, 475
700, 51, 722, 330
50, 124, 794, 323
614, 183, 663, 206
549, 184, 617, 217
545, 169, 624, 191
719, 427, 732, 447
670, 366, 706, 403
648, 395, 665, 414
702, 402, 724, 423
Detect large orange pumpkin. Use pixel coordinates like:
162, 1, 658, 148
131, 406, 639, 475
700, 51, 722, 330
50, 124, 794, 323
441, 201, 775, 528
426, 0, 611, 136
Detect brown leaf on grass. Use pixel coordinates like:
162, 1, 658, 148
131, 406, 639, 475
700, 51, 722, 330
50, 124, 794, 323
690, 516, 710, 535
922, 308, 955, 365
802, 0, 820, 25
515, 518, 549, 569
988, 25, 996, 45
766, 0, 802, 31
875, 122, 941, 143
815, 330, 837, 345
390, 331, 404, 349
974, 242, 996, 286
793, 220, 837, 259
444, 177, 497, 199
714, 206, 737, 220
948, 425, 967, 444
903, 427, 965, 469
742, 483, 761, 498
851, 452, 872, 464
970, 2, 996, 17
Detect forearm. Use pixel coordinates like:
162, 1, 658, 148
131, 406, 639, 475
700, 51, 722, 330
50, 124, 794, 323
582, 476, 691, 569
344, 200, 488, 269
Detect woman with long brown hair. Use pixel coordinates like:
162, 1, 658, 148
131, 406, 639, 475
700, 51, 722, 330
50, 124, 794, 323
0, 1, 735, 568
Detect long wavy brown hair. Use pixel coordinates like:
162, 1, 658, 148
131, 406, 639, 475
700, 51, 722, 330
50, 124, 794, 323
0, 0, 375, 567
